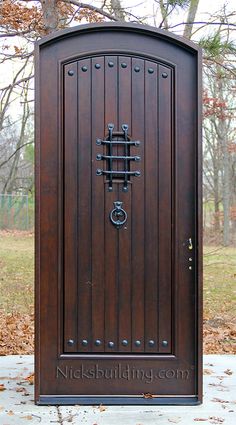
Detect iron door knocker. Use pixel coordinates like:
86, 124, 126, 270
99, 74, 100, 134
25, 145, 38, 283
110, 201, 127, 229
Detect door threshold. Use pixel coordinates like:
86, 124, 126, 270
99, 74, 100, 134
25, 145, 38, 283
37, 395, 201, 405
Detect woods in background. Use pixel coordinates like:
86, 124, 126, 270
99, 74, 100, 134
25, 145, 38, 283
0, 0, 236, 244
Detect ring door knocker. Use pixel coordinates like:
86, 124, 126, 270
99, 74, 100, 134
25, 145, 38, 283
96, 123, 141, 229
110, 201, 127, 229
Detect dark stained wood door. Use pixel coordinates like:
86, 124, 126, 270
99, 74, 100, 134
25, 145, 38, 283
63, 56, 172, 355
35, 23, 202, 405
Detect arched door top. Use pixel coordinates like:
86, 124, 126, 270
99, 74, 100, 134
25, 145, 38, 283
37, 22, 201, 54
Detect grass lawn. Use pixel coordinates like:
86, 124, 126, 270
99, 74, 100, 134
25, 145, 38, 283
0, 231, 235, 354
204, 246, 236, 323
0, 231, 34, 314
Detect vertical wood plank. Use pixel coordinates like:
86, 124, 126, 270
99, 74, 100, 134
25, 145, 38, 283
130, 57, 145, 352
158, 64, 172, 353
63, 62, 78, 352
104, 56, 118, 352
144, 60, 158, 352
91, 56, 105, 352
117, 56, 132, 352
77, 58, 92, 352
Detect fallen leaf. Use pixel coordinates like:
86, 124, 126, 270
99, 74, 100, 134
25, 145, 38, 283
142, 393, 153, 399
8, 410, 14, 416
209, 417, 224, 424
0, 311, 34, 356
224, 369, 233, 375
21, 415, 33, 420
24, 373, 34, 385
15, 386, 26, 392
168, 417, 181, 423
0, 384, 6, 391
212, 397, 229, 403
0, 406, 3, 411
99, 405, 106, 412
203, 369, 213, 375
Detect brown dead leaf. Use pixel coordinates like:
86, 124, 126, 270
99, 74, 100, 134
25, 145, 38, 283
224, 369, 233, 375
203, 321, 236, 355
15, 386, 26, 392
142, 392, 153, 399
204, 369, 213, 375
168, 417, 181, 423
99, 405, 106, 412
209, 417, 224, 424
8, 410, 14, 416
0, 311, 34, 356
0, 384, 6, 391
212, 397, 229, 403
21, 415, 33, 420
24, 373, 34, 384
0, 406, 3, 411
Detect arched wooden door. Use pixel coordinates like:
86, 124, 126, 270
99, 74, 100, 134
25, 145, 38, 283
35, 23, 202, 405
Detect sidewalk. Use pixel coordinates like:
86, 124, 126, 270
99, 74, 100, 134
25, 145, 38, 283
0, 355, 235, 424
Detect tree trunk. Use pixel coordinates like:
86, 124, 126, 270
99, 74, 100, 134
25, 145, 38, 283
212, 143, 221, 233
221, 133, 231, 245
40, 0, 60, 33
3, 94, 30, 194
183, 0, 200, 39
159, 0, 169, 30
109, 0, 125, 21
216, 75, 231, 246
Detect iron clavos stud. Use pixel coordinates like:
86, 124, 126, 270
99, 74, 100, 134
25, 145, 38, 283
68, 70, 74, 76
95, 63, 101, 69
82, 339, 88, 346
122, 339, 128, 346
67, 339, 74, 346
134, 66, 140, 72
148, 68, 154, 74
162, 72, 168, 78
135, 340, 141, 347
162, 340, 168, 347
95, 339, 102, 346
148, 340, 155, 347
121, 62, 127, 68
108, 341, 115, 348
108, 61, 114, 67
81, 66, 88, 72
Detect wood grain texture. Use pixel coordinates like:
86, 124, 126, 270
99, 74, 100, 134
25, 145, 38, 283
35, 23, 202, 403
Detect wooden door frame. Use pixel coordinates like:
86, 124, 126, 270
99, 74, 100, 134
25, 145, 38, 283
35, 22, 202, 405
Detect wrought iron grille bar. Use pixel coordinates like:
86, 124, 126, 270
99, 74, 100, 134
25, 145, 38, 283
96, 123, 141, 191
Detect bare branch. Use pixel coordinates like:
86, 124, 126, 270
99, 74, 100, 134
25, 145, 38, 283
64, 0, 119, 21
1, 76, 34, 93
0, 142, 33, 169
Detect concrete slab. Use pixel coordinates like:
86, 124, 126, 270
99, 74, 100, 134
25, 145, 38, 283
0, 355, 235, 424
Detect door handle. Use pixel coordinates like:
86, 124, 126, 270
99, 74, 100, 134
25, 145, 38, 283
188, 238, 193, 250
